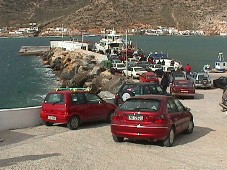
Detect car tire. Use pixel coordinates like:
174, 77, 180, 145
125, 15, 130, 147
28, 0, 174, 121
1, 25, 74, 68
163, 127, 175, 147
45, 122, 53, 126
185, 119, 194, 134
67, 116, 80, 130
112, 135, 124, 142
121, 91, 134, 102
106, 111, 114, 123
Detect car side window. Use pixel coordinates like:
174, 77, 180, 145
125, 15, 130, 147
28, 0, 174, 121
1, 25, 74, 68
71, 93, 86, 104
85, 93, 102, 104
167, 99, 178, 113
173, 99, 184, 112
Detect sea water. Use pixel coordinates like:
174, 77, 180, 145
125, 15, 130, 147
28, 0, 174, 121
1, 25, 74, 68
0, 35, 227, 109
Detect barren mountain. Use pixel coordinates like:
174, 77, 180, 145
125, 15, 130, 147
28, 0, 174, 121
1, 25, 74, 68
0, 0, 226, 34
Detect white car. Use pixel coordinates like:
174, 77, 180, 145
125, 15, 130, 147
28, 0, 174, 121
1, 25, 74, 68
112, 63, 126, 73
123, 66, 147, 79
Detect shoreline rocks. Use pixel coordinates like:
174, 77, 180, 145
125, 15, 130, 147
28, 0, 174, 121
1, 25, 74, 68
40, 48, 125, 95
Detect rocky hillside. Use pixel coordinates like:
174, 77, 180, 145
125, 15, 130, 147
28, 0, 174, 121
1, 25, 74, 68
0, 0, 226, 34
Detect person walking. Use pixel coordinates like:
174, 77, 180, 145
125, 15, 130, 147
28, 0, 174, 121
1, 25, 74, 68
161, 72, 170, 94
185, 64, 192, 79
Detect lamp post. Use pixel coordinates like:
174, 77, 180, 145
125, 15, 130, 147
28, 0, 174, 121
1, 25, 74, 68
125, 30, 128, 79
61, 24, 64, 41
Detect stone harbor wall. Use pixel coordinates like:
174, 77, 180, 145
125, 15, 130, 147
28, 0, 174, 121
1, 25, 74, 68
40, 48, 126, 95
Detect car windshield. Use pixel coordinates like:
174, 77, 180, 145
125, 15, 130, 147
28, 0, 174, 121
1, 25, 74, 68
117, 64, 125, 68
134, 67, 146, 71
175, 81, 193, 87
143, 85, 164, 95
44, 93, 65, 104
119, 99, 161, 112
198, 74, 209, 80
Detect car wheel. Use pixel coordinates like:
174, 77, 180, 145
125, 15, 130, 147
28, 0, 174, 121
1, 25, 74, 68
106, 111, 114, 123
112, 135, 124, 142
45, 122, 53, 126
163, 128, 175, 147
185, 119, 194, 134
67, 116, 80, 130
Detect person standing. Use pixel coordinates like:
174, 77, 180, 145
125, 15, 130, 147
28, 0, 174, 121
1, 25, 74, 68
161, 72, 170, 94
185, 64, 192, 79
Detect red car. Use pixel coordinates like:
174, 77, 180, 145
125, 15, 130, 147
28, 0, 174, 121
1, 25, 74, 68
139, 72, 159, 83
170, 80, 195, 99
40, 88, 116, 130
111, 95, 194, 147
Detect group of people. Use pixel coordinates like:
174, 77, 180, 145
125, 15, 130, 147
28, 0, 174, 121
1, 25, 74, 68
160, 63, 192, 93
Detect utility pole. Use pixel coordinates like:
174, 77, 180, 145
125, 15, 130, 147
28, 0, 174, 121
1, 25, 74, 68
125, 30, 128, 79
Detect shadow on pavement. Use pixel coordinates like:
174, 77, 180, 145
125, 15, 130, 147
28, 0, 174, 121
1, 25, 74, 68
0, 153, 61, 168
0, 130, 35, 147
175, 126, 214, 146
122, 126, 214, 147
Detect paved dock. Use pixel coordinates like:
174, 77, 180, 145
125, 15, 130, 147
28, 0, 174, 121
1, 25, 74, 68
19, 46, 50, 56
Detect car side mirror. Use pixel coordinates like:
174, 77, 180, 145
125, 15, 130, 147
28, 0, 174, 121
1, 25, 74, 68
185, 107, 191, 112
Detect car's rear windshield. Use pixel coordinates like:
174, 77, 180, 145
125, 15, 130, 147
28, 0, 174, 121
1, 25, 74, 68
175, 81, 193, 87
44, 93, 65, 104
119, 99, 161, 112
198, 74, 209, 80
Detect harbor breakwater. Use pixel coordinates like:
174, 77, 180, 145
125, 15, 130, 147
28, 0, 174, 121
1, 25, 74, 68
40, 48, 125, 95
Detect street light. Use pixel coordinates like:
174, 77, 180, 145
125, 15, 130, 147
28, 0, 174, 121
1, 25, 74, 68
125, 30, 128, 79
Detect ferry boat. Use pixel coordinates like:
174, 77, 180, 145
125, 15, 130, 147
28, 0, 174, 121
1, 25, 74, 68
95, 29, 132, 54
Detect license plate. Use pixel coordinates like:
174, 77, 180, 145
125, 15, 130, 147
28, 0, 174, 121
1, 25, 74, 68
128, 115, 143, 121
48, 116, 56, 120
181, 90, 188, 92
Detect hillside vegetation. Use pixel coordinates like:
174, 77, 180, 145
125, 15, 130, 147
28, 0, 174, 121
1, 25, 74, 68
0, 0, 226, 34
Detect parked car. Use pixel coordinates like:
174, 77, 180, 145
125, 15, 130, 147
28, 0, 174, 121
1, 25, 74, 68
111, 95, 194, 147
148, 64, 163, 72
40, 88, 116, 130
170, 80, 195, 99
107, 53, 119, 61
114, 82, 165, 106
139, 72, 159, 83
213, 76, 227, 89
122, 66, 147, 79
188, 72, 212, 89
136, 61, 150, 71
112, 63, 126, 73
169, 71, 186, 83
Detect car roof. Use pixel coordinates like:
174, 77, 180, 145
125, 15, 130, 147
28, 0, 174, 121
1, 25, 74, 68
123, 82, 159, 85
127, 94, 172, 100
144, 72, 156, 75
48, 90, 92, 95
173, 79, 190, 83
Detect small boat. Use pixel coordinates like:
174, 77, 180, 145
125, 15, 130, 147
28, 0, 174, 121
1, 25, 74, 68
214, 52, 227, 73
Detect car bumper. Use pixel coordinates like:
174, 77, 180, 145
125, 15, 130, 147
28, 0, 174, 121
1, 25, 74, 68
40, 113, 70, 124
195, 84, 212, 88
111, 124, 170, 141
172, 92, 195, 97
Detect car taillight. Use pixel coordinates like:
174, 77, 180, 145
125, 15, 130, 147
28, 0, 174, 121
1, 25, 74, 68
154, 114, 167, 123
112, 113, 120, 121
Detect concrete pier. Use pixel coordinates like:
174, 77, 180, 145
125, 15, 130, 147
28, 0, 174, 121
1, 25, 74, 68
19, 46, 50, 56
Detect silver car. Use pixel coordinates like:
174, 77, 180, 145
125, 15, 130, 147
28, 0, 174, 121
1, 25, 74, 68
188, 72, 212, 89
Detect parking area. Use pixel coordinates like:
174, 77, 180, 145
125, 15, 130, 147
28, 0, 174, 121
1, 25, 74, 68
0, 86, 227, 169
